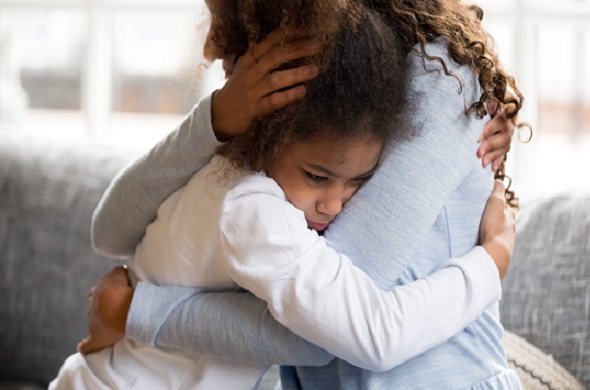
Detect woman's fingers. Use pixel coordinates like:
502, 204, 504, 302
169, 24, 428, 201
77, 267, 133, 355
252, 65, 317, 111
211, 28, 322, 138
248, 40, 320, 102
255, 39, 322, 76
249, 27, 312, 61
257, 85, 308, 115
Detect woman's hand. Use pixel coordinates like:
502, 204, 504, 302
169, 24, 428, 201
212, 29, 321, 141
77, 267, 134, 355
479, 180, 517, 280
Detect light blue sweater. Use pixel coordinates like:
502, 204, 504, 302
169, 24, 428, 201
92, 40, 521, 389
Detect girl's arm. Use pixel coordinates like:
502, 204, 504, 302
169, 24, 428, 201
128, 247, 501, 372
199, 176, 508, 371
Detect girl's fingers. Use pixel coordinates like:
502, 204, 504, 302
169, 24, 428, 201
478, 130, 511, 160
482, 148, 508, 169
491, 157, 504, 173
493, 179, 506, 197
479, 108, 515, 143
486, 99, 499, 116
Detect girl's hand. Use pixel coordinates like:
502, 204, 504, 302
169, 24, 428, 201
477, 101, 515, 172
77, 267, 133, 355
480, 180, 517, 280
477, 83, 523, 172
212, 28, 321, 141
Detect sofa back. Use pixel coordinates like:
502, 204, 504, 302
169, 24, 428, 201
0, 134, 135, 386
500, 192, 590, 388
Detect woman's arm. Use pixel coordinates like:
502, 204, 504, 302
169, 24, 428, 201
91, 29, 320, 259
91, 95, 222, 258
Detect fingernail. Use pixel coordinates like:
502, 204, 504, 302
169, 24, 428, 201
483, 157, 490, 167
477, 134, 484, 143
487, 100, 498, 115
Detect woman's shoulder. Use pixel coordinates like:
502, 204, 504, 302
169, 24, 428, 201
405, 36, 481, 106
407, 36, 474, 80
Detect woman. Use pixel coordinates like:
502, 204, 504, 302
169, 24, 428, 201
81, 0, 522, 388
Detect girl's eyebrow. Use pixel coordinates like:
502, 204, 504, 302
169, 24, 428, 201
306, 164, 338, 178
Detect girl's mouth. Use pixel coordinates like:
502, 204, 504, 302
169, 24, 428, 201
307, 220, 330, 232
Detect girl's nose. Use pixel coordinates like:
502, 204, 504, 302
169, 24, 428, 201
317, 188, 344, 217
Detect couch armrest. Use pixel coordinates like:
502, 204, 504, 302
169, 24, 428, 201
500, 193, 590, 388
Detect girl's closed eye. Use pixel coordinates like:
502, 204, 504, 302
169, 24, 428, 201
351, 174, 373, 183
305, 171, 328, 183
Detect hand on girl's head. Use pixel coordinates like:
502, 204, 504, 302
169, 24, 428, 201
211, 28, 321, 140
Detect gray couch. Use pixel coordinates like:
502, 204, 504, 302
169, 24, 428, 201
1, 133, 588, 389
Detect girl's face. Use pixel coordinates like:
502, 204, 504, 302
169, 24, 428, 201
203, 0, 236, 76
267, 136, 383, 232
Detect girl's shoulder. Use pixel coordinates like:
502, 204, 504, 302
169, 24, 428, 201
206, 155, 286, 203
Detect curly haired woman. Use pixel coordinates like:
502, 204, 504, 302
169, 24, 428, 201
74, 0, 524, 389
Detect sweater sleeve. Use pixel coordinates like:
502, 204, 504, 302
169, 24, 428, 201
128, 227, 500, 371
91, 95, 222, 258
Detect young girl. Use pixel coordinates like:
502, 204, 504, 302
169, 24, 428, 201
52, 3, 515, 389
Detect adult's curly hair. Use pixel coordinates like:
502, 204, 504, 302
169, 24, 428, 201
209, 0, 526, 204
216, 1, 413, 172
362, 0, 525, 205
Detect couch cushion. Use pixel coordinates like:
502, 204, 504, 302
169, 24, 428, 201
0, 134, 140, 385
504, 331, 585, 390
500, 193, 590, 388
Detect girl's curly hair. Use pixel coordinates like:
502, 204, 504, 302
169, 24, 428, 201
209, 0, 527, 205
216, 1, 413, 172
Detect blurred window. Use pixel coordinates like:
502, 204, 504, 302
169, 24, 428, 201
476, 0, 590, 195
0, 0, 589, 194
0, 0, 224, 143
